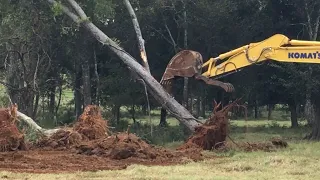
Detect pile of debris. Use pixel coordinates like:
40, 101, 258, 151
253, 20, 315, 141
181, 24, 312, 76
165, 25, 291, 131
0, 104, 27, 152
35, 105, 202, 161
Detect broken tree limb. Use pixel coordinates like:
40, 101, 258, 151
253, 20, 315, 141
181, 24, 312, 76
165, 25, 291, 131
123, 0, 152, 135
123, 0, 150, 73
46, 0, 201, 131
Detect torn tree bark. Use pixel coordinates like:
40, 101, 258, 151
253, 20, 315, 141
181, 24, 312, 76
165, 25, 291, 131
123, 0, 150, 73
45, 0, 201, 131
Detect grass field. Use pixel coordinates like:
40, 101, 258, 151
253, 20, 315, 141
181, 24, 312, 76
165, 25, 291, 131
1, 118, 318, 180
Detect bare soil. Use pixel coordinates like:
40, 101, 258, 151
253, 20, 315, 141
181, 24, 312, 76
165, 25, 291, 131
0, 105, 204, 173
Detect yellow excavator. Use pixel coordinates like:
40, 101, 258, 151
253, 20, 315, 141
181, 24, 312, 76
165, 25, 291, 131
160, 34, 320, 92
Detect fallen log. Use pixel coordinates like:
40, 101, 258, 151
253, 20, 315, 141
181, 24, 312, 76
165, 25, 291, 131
17, 111, 60, 136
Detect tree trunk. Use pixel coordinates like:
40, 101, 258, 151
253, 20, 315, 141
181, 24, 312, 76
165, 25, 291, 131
189, 93, 193, 114
159, 107, 168, 126
113, 105, 121, 125
254, 103, 258, 119
46, 0, 201, 132
303, 5, 320, 126
289, 103, 298, 128
74, 60, 82, 119
131, 104, 136, 124
93, 46, 100, 105
307, 102, 320, 140
48, 82, 56, 116
267, 104, 273, 120
182, 1, 189, 110
200, 96, 205, 118
82, 57, 91, 106
200, 84, 206, 118
142, 104, 147, 115
32, 92, 40, 120
195, 95, 200, 118
305, 92, 315, 125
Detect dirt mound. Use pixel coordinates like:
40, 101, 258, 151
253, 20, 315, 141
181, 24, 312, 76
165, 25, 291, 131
0, 104, 27, 152
36, 128, 83, 149
271, 138, 288, 148
178, 100, 242, 151
77, 133, 163, 159
75, 132, 203, 161
73, 105, 108, 140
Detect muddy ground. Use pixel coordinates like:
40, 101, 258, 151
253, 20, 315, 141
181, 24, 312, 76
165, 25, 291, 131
0, 103, 287, 173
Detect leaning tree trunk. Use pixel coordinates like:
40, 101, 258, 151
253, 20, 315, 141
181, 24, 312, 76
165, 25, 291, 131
45, 0, 201, 131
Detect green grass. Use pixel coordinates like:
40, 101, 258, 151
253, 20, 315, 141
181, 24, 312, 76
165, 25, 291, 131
1, 119, 319, 179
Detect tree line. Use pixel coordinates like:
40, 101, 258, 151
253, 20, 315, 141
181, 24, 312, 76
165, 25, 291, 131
1, 0, 320, 139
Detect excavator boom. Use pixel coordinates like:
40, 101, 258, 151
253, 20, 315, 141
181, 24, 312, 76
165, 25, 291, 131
203, 34, 320, 79
160, 34, 320, 93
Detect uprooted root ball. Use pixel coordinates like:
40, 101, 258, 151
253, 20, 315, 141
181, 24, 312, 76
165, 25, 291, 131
73, 105, 108, 140
178, 101, 234, 151
36, 105, 108, 149
0, 105, 27, 152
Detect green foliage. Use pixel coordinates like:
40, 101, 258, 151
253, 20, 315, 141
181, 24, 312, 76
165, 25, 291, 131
51, 1, 64, 17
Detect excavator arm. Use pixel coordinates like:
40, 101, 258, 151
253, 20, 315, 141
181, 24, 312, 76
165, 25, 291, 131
160, 34, 320, 93
202, 34, 320, 79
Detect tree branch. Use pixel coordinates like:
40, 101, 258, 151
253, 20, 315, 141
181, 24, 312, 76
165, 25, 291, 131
164, 21, 178, 53
313, 8, 320, 40
304, 0, 313, 39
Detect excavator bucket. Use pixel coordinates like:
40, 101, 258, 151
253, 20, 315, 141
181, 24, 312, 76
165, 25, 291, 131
160, 50, 235, 92
160, 50, 203, 84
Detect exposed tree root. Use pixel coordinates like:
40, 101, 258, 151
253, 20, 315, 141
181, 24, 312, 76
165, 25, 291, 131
178, 99, 246, 151
0, 104, 27, 152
